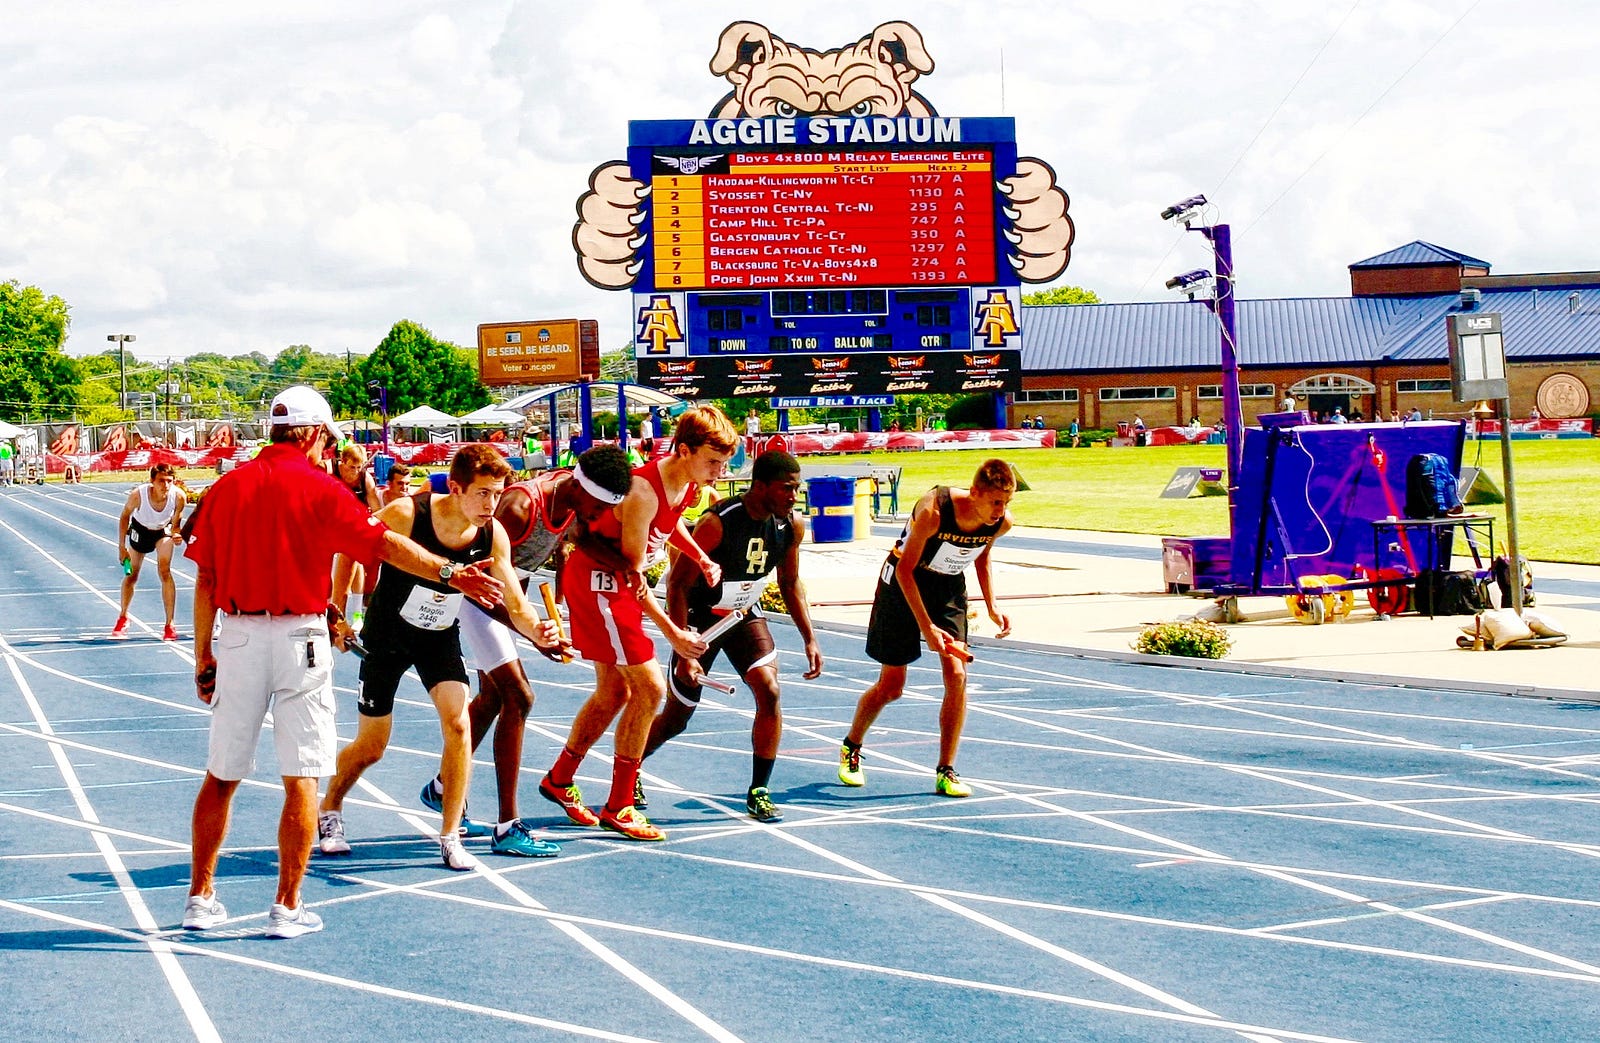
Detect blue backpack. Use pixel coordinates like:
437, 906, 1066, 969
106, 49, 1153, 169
1404, 453, 1463, 519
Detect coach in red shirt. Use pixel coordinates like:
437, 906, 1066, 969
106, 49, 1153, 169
180, 385, 503, 939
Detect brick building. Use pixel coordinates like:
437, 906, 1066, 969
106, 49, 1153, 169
1012, 242, 1600, 429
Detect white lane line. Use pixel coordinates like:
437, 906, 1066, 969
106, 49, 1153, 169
15, 710, 1600, 1005
0, 519, 739, 1040
348, 776, 746, 1043
2, 649, 220, 1042
796, 708, 1600, 980
0, 491, 198, 584
0, 899, 667, 1043
622, 720, 1282, 1042
0, 515, 171, 641
11, 709, 1600, 922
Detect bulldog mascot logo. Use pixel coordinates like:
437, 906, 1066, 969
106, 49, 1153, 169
573, 20, 1074, 289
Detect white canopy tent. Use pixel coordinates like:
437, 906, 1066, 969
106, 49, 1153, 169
0, 420, 26, 440
498, 383, 683, 412
457, 405, 527, 427
388, 405, 461, 427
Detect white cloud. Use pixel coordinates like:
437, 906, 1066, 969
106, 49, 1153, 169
1, 0, 1594, 365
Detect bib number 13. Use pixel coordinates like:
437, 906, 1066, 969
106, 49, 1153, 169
590, 570, 618, 593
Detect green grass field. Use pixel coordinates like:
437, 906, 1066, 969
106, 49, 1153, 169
829, 438, 1600, 564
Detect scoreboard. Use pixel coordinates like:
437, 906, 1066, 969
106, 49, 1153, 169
629, 117, 1023, 401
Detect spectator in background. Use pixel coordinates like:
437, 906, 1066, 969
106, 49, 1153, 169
1390, 410, 1401, 422
1069, 418, 1081, 447
1280, 394, 1297, 412
1406, 406, 1423, 422
1330, 407, 1348, 424
745, 409, 761, 437
1529, 405, 1542, 421
1018, 417, 1032, 429
380, 463, 413, 506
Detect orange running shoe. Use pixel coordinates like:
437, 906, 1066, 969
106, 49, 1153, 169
163, 624, 180, 641
538, 774, 600, 828
598, 804, 666, 842
112, 616, 129, 637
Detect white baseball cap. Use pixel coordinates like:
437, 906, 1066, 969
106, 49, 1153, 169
269, 385, 341, 442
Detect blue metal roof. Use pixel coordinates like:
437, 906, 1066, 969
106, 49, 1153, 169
1021, 285, 1600, 373
1349, 241, 1492, 270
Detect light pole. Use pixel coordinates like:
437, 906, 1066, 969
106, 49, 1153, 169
107, 334, 136, 413
367, 380, 389, 455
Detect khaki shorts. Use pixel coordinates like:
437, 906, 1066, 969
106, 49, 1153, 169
207, 613, 336, 780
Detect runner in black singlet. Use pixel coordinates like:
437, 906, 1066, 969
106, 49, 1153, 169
317, 446, 567, 870
838, 458, 1016, 799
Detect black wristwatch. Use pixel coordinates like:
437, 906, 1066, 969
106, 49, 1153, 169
438, 562, 456, 585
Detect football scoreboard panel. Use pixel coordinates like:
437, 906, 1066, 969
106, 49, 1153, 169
627, 117, 1023, 400
634, 287, 1020, 401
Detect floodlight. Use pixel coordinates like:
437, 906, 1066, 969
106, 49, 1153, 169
1160, 194, 1208, 224
1165, 269, 1213, 290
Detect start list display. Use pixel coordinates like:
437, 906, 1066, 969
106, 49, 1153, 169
629, 117, 1023, 400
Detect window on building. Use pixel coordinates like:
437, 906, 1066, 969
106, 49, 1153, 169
1099, 386, 1177, 401
1397, 379, 1453, 394
1015, 388, 1080, 403
1197, 383, 1275, 399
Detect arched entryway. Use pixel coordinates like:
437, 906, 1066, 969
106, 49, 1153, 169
1290, 373, 1377, 421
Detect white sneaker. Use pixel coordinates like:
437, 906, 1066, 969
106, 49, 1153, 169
317, 811, 351, 856
181, 891, 227, 930
265, 903, 324, 939
440, 833, 476, 872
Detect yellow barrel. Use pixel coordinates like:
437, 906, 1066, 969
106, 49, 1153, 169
854, 477, 873, 540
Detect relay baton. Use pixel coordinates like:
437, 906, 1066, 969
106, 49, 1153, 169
538, 582, 572, 663
699, 606, 752, 646
699, 677, 736, 695
324, 605, 367, 659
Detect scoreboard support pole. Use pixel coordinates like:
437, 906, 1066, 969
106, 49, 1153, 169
577, 380, 594, 453
868, 408, 883, 433
990, 394, 1007, 431
614, 381, 630, 454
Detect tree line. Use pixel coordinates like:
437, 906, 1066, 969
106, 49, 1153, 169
1, 278, 1098, 429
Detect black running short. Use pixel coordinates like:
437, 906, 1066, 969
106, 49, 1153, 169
864, 559, 968, 667
356, 625, 469, 717
127, 518, 166, 555
667, 607, 777, 707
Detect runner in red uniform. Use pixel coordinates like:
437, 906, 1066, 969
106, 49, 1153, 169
538, 406, 738, 841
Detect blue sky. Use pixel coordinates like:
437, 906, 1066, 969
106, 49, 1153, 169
2, 0, 1590, 365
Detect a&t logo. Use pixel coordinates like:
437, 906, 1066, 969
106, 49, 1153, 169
637, 295, 684, 355
973, 289, 1019, 348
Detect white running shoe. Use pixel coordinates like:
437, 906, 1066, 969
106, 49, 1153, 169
181, 891, 227, 930
317, 811, 351, 856
440, 832, 476, 872
265, 903, 324, 939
